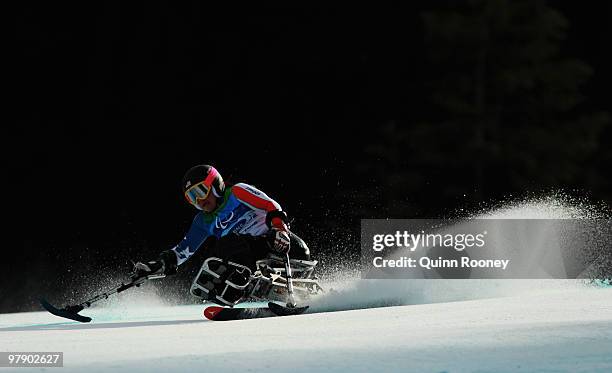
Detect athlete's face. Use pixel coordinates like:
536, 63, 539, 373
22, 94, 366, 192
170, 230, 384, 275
197, 192, 218, 212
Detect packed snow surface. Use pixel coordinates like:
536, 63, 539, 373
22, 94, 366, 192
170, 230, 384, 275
1, 281, 611, 372
2, 196, 610, 372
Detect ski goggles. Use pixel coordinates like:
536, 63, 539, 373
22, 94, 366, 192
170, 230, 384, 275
184, 180, 211, 206
184, 167, 220, 206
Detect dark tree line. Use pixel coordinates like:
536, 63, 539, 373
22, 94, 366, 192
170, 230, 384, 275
354, 0, 609, 219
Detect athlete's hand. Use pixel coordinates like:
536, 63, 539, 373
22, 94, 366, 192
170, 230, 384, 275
132, 259, 165, 279
131, 250, 178, 280
268, 228, 291, 255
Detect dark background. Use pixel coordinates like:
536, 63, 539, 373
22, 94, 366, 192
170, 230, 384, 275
5, 1, 611, 312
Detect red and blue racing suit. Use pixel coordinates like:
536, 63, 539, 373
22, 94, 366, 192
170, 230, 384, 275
170, 183, 289, 266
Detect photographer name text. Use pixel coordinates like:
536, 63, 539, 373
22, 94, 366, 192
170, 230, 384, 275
373, 256, 509, 270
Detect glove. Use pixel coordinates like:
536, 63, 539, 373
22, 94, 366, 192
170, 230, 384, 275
132, 259, 165, 279
268, 228, 291, 255
132, 250, 178, 279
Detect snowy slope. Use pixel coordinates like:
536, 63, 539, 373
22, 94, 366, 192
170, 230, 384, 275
3, 197, 609, 372
1, 283, 611, 372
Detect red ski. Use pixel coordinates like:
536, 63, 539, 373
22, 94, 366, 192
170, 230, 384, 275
203, 305, 277, 321
203, 302, 308, 321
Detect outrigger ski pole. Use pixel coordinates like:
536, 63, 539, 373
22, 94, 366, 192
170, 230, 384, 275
40, 273, 165, 323
267, 238, 309, 316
